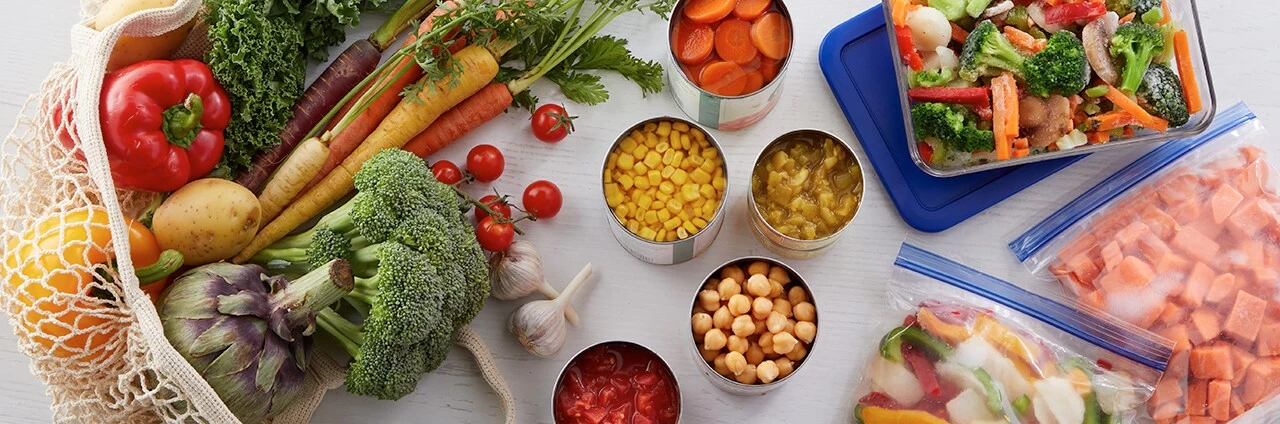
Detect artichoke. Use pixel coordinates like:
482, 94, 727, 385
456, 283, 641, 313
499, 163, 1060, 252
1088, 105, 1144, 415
159, 259, 353, 423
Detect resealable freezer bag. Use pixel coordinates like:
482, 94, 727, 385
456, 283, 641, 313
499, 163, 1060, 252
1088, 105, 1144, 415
1010, 102, 1280, 423
853, 244, 1173, 424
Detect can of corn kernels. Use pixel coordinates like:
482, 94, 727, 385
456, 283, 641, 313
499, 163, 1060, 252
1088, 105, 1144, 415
747, 129, 864, 259
666, 0, 794, 132
601, 116, 728, 265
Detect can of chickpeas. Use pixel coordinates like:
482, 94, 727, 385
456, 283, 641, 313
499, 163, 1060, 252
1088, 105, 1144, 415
601, 116, 729, 265
688, 257, 819, 396
666, 0, 794, 131
747, 129, 864, 259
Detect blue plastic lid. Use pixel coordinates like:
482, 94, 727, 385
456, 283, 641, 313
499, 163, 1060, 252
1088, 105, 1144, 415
818, 5, 1083, 233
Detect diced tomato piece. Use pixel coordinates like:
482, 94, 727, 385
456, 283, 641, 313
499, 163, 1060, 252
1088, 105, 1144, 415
1171, 228, 1222, 264
1206, 379, 1231, 421
1189, 308, 1222, 345
1223, 290, 1267, 342
1190, 344, 1233, 381
1186, 379, 1208, 416
1210, 184, 1245, 224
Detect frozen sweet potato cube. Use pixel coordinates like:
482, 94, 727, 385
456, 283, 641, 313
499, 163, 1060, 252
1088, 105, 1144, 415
1180, 263, 1216, 309
1101, 241, 1125, 272
1205, 274, 1236, 305
1079, 290, 1107, 311
1063, 252, 1102, 287
1240, 146, 1266, 163
1151, 377, 1185, 408
1160, 305, 1190, 328
1206, 379, 1231, 421
1172, 228, 1222, 264
1160, 174, 1203, 206
1224, 291, 1267, 342
1138, 233, 1172, 264
1167, 350, 1190, 380
1185, 417, 1215, 424
1151, 401, 1182, 421
1171, 200, 1203, 223
1143, 204, 1182, 240
1243, 358, 1280, 406
1232, 344, 1256, 387
1223, 238, 1265, 273
1157, 253, 1193, 275
1118, 221, 1152, 248
1227, 198, 1278, 237
1190, 345, 1233, 380
1161, 324, 1193, 353
1210, 184, 1245, 225
1189, 308, 1222, 345
1257, 322, 1280, 356
1186, 379, 1208, 416
1230, 393, 1245, 420
1098, 256, 1156, 293
1253, 269, 1279, 293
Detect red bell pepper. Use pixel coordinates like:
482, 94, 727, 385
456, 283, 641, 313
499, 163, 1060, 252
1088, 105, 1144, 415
1043, 2, 1107, 25
895, 25, 924, 71
858, 392, 905, 410
916, 142, 935, 164
907, 87, 992, 110
902, 343, 943, 400
97, 59, 230, 192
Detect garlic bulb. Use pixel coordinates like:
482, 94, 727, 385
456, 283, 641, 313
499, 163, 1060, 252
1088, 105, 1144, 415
508, 263, 593, 357
490, 240, 579, 325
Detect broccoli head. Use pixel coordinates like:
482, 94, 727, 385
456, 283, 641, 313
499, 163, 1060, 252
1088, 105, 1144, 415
1110, 22, 1165, 93
1025, 31, 1090, 97
1138, 63, 1190, 127
913, 68, 956, 88
912, 102, 995, 153
959, 20, 1026, 81
315, 307, 430, 401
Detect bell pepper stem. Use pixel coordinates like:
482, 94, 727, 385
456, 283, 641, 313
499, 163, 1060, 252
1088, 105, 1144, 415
161, 93, 204, 149
136, 249, 185, 285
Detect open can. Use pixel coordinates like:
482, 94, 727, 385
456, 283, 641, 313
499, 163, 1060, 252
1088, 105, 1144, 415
553, 341, 683, 423
689, 257, 819, 396
747, 129, 864, 259
601, 117, 728, 265
666, 0, 794, 132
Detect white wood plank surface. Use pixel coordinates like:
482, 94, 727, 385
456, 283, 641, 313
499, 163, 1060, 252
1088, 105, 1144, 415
2, 0, 1279, 422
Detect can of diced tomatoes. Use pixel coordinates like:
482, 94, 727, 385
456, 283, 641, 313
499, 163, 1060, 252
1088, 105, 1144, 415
667, 0, 794, 132
600, 116, 729, 265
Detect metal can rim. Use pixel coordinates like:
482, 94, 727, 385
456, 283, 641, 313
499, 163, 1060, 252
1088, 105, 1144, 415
688, 256, 820, 389
552, 340, 684, 423
747, 128, 866, 245
665, 0, 796, 99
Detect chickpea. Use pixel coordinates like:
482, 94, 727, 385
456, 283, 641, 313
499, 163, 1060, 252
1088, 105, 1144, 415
757, 360, 781, 384
775, 357, 795, 378
794, 302, 816, 322
698, 290, 720, 311
700, 347, 720, 361
768, 266, 791, 284
759, 332, 775, 354
795, 321, 817, 344
728, 294, 751, 316
717, 278, 742, 300
765, 311, 787, 333
713, 306, 733, 330
751, 297, 774, 320
731, 315, 756, 338
726, 351, 748, 376
747, 261, 771, 277
705, 278, 720, 291
714, 353, 732, 377
788, 286, 808, 305
704, 328, 728, 350
745, 274, 771, 297
753, 318, 767, 336
773, 298, 793, 318
693, 304, 708, 316
769, 280, 785, 298
735, 364, 759, 384
720, 266, 745, 283
785, 343, 808, 361
746, 344, 765, 365
727, 335, 749, 354
691, 313, 713, 337
772, 332, 799, 355
781, 318, 796, 336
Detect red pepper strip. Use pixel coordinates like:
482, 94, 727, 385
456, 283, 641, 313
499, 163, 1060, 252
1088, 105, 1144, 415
907, 87, 991, 109
916, 142, 934, 164
1043, 2, 1107, 25
858, 392, 904, 410
895, 25, 924, 71
902, 343, 943, 400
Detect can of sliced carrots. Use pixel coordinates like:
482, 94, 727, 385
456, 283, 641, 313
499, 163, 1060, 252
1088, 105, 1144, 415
667, 0, 794, 132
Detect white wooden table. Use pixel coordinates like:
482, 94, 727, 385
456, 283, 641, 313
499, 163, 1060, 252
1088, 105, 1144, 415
3, 1, 1279, 423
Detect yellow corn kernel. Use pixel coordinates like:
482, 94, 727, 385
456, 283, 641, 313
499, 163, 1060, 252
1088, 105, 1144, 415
647, 170, 661, 187
680, 134, 692, 150
626, 202, 638, 218
654, 191, 671, 203
702, 200, 718, 218
619, 138, 636, 153
670, 169, 689, 185
661, 166, 676, 179
607, 152, 619, 168
692, 129, 705, 141
691, 168, 712, 184
673, 121, 690, 132
700, 184, 717, 199
651, 199, 665, 211
692, 197, 707, 208
702, 147, 719, 160
657, 121, 671, 136
700, 158, 718, 174
643, 210, 659, 225
672, 151, 686, 166
667, 199, 684, 214
644, 151, 662, 168
655, 142, 670, 153
618, 153, 635, 170
644, 122, 658, 132
645, 133, 658, 147
603, 172, 613, 184
668, 231, 680, 242
637, 193, 653, 210
630, 189, 644, 203
614, 204, 629, 220
676, 227, 689, 239
628, 220, 641, 234
659, 181, 676, 194
633, 162, 649, 176
663, 217, 682, 230
658, 209, 672, 221
605, 184, 623, 207
688, 144, 700, 159
692, 217, 709, 229
617, 174, 634, 190
688, 154, 706, 168
639, 227, 657, 241
713, 176, 727, 191
662, 149, 675, 165
634, 176, 651, 190
677, 210, 691, 221
633, 143, 649, 159
682, 184, 701, 202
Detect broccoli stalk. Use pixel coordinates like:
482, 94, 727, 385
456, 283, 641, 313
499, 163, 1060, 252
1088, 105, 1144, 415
912, 102, 995, 153
1024, 31, 1090, 97
959, 20, 1026, 81
1110, 22, 1165, 93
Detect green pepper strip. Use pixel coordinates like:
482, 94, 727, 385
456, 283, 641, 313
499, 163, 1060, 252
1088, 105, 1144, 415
880, 326, 954, 361
1060, 358, 1106, 424
972, 367, 1004, 415
1013, 394, 1031, 416
879, 327, 907, 362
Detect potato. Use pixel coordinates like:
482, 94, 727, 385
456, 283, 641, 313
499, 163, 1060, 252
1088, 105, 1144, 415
95, 0, 194, 72
154, 179, 261, 266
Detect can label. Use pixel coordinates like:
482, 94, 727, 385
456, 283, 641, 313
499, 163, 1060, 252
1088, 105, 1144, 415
607, 213, 724, 265
668, 58, 785, 132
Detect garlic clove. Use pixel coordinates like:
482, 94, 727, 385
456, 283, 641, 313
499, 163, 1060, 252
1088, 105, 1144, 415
507, 264, 592, 357
491, 240, 581, 324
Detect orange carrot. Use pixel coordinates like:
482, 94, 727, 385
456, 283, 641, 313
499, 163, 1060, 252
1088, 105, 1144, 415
699, 61, 748, 96
1004, 26, 1047, 53
1088, 110, 1140, 132
1161, 1, 1172, 25
1001, 74, 1019, 138
1173, 30, 1202, 114
750, 12, 791, 60
951, 22, 969, 43
1120, 12, 1136, 24
684, 0, 735, 24
715, 19, 759, 65
402, 83, 513, 158
1104, 85, 1169, 132
742, 71, 765, 94
1013, 137, 1029, 150
760, 57, 781, 82
673, 18, 715, 65
992, 77, 1012, 161
1087, 131, 1110, 144
891, 0, 911, 26
733, 0, 771, 20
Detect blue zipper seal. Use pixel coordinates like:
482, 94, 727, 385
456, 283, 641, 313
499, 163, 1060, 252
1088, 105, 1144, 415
897, 243, 1174, 371
1009, 102, 1258, 262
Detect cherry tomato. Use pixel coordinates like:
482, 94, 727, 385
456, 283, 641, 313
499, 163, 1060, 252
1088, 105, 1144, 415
431, 160, 464, 185
531, 104, 576, 143
475, 194, 513, 222
476, 216, 515, 252
522, 180, 563, 219
466, 144, 505, 183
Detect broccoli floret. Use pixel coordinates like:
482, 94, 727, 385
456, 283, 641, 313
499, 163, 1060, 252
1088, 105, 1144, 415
913, 68, 956, 87
959, 20, 1026, 81
315, 307, 429, 401
1134, 0, 1162, 15
912, 102, 995, 153
1110, 22, 1165, 93
1105, 0, 1133, 14
1025, 31, 1090, 97
1138, 63, 1189, 127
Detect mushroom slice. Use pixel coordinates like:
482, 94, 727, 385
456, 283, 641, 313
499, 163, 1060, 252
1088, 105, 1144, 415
1084, 12, 1121, 86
